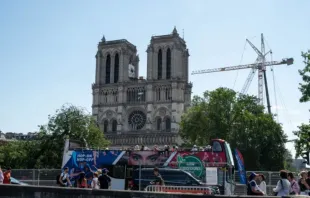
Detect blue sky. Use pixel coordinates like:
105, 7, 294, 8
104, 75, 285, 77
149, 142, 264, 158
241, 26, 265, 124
0, 0, 309, 156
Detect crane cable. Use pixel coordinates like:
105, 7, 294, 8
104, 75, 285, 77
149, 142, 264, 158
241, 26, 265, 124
270, 52, 279, 123
233, 40, 247, 89
273, 67, 293, 127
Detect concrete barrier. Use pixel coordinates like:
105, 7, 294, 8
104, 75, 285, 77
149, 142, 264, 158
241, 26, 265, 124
0, 184, 295, 198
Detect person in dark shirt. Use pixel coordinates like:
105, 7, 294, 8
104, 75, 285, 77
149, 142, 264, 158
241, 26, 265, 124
98, 168, 111, 189
298, 171, 310, 195
150, 167, 164, 186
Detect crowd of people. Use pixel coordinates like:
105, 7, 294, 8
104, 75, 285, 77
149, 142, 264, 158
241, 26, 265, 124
57, 167, 111, 189
247, 170, 310, 196
130, 144, 216, 152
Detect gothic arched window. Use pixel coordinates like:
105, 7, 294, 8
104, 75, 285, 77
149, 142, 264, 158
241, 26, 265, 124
105, 55, 111, 84
114, 53, 119, 83
158, 49, 162, 79
112, 120, 117, 132
165, 117, 171, 132
103, 120, 108, 133
166, 48, 171, 79
156, 118, 162, 131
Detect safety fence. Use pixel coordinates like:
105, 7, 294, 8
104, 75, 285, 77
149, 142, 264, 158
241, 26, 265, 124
234, 170, 298, 186
10, 169, 60, 186
145, 185, 215, 195
234, 184, 276, 195
9, 169, 302, 195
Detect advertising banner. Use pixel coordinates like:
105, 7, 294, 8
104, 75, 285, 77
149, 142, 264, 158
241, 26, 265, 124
234, 148, 246, 184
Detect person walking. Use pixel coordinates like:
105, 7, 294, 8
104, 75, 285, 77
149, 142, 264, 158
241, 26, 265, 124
273, 170, 290, 196
288, 172, 299, 195
98, 168, 111, 189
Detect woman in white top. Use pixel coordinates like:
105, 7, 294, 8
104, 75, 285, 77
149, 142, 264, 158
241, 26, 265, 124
91, 172, 100, 189
259, 174, 267, 195
273, 170, 291, 196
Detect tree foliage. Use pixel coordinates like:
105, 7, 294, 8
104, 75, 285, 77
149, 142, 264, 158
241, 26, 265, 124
0, 104, 109, 169
299, 50, 310, 103
294, 50, 310, 157
293, 123, 310, 157
180, 87, 287, 170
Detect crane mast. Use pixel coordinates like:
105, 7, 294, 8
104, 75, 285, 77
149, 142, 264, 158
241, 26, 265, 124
191, 34, 294, 115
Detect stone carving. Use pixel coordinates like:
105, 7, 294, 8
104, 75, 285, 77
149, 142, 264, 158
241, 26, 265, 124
146, 117, 152, 124
172, 116, 176, 123
117, 118, 123, 125
146, 45, 153, 53
159, 109, 166, 117
106, 111, 113, 119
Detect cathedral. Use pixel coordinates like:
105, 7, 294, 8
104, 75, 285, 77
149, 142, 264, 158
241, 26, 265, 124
92, 27, 192, 148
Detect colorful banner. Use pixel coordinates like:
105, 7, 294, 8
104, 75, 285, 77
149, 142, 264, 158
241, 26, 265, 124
166, 151, 227, 180
120, 150, 171, 166
63, 150, 125, 174
234, 148, 246, 184
62, 150, 229, 181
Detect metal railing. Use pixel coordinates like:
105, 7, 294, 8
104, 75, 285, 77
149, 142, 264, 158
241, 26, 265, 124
145, 185, 214, 195
10, 169, 303, 195
234, 171, 297, 186
11, 169, 61, 186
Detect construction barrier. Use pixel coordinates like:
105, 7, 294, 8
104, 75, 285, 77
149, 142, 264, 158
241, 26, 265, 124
145, 185, 215, 195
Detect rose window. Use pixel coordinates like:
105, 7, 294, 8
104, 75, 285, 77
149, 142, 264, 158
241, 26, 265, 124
128, 110, 146, 130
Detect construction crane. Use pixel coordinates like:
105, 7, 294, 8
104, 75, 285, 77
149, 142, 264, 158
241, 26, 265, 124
191, 34, 294, 115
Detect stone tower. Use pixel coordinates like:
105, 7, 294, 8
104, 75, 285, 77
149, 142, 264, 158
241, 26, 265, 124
92, 28, 192, 148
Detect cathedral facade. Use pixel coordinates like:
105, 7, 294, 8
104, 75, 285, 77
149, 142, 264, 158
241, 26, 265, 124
92, 28, 192, 147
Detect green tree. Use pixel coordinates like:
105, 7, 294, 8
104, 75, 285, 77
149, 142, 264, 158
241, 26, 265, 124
0, 104, 109, 169
299, 50, 310, 103
180, 87, 287, 170
294, 50, 310, 157
293, 123, 310, 157
32, 104, 109, 168
0, 140, 40, 169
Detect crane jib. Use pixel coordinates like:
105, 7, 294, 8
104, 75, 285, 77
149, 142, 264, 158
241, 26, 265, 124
191, 58, 294, 75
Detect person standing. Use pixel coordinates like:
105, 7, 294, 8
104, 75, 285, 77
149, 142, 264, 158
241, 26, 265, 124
259, 174, 267, 195
273, 170, 290, 196
77, 172, 87, 188
150, 167, 164, 186
91, 172, 100, 189
288, 172, 299, 195
58, 167, 72, 187
0, 166, 4, 184
247, 172, 264, 195
298, 171, 310, 195
3, 167, 11, 184
98, 168, 111, 189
